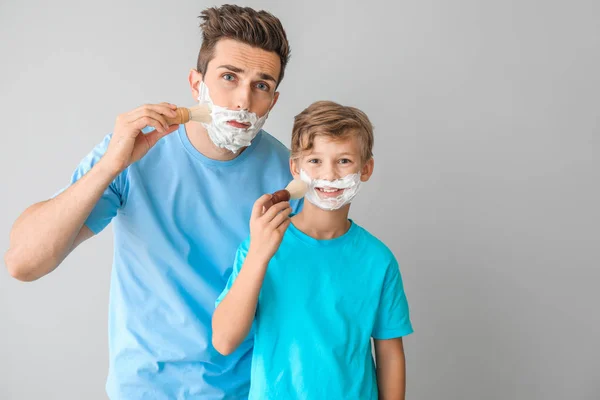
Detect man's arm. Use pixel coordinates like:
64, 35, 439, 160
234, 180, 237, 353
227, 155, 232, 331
212, 195, 291, 356
4, 160, 117, 281
4, 103, 179, 282
374, 337, 407, 400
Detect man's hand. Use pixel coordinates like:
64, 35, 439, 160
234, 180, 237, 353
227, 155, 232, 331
103, 103, 180, 173
248, 194, 292, 262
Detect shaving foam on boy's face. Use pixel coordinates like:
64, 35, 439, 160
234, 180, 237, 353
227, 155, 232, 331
294, 135, 366, 210
299, 169, 362, 210
197, 81, 273, 153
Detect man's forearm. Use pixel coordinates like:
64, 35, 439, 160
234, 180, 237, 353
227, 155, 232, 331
212, 253, 268, 355
5, 157, 119, 281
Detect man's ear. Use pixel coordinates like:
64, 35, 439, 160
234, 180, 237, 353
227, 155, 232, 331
269, 91, 280, 112
188, 69, 203, 101
360, 158, 374, 182
289, 157, 301, 179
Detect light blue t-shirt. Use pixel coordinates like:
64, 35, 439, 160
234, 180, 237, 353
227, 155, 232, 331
216, 219, 413, 399
62, 125, 302, 399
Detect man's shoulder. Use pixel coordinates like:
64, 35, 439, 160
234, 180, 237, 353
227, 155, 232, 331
256, 130, 291, 158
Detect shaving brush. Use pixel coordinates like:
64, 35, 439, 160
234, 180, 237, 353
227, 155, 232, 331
264, 179, 309, 210
166, 104, 212, 125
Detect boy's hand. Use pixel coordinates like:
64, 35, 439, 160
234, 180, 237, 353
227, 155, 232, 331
248, 194, 292, 263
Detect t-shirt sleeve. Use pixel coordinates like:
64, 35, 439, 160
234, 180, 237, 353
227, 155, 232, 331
215, 237, 250, 308
52, 133, 126, 235
372, 256, 414, 339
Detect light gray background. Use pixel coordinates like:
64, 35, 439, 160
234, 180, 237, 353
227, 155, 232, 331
1, 0, 598, 399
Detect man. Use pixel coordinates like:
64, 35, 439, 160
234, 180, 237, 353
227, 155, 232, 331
5, 5, 300, 399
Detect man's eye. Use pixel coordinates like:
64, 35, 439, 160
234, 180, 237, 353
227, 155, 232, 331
256, 82, 270, 91
223, 74, 235, 81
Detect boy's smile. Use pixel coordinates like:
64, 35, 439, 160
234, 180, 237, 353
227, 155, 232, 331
315, 186, 345, 198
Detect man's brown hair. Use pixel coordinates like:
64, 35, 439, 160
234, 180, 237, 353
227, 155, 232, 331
291, 101, 374, 164
197, 5, 291, 87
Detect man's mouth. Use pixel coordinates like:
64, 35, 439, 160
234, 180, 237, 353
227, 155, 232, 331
227, 120, 251, 129
316, 187, 344, 198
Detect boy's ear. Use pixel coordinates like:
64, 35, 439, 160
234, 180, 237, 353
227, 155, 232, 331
188, 69, 203, 101
289, 158, 301, 179
360, 158, 374, 182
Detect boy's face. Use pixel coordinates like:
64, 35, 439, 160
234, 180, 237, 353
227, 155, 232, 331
291, 134, 374, 201
188, 38, 280, 123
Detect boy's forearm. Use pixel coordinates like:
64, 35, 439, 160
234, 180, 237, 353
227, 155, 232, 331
375, 338, 407, 400
212, 253, 269, 355
377, 358, 406, 400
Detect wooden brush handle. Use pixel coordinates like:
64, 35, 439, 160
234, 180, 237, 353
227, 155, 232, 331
263, 190, 291, 211
165, 108, 190, 125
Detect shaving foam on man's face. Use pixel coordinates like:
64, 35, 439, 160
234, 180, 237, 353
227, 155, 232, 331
197, 81, 273, 153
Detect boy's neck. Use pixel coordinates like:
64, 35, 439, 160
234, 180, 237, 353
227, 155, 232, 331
292, 201, 351, 240
184, 121, 245, 161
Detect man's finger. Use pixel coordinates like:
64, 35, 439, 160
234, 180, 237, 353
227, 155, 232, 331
128, 109, 171, 130
143, 124, 180, 147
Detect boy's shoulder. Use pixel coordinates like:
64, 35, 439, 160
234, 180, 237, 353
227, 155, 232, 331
350, 221, 396, 264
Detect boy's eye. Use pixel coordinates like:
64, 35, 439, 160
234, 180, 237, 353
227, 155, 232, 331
256, 82, 270, 91
339, 159, 352, 164
308, 159, 320, 164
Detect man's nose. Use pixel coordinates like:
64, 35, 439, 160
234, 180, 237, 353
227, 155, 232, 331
234, 85, 252, 111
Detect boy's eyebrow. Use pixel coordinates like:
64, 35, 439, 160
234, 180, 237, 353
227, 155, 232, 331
217, 65, 277, 83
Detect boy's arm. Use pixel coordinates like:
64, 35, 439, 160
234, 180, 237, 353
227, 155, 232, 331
374, 337, 406, 400
212, 195, 292, 356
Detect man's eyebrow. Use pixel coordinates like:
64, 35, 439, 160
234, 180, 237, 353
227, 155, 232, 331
218, 64, 244, 73
217, 65, 277, 83
258, 73, 277, 83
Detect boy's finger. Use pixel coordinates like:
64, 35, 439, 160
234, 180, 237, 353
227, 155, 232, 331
262, 201, 290, 222
269, 207, 292, 229
276, 218, 291, 234
252, 194, 273, 219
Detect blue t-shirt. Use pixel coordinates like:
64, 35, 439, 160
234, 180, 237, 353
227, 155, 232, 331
62, 125, 302, 399
216, 219, 413, 399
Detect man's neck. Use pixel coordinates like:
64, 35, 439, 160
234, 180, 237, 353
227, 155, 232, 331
291, 202, 351, 240
184, 121, 245, 161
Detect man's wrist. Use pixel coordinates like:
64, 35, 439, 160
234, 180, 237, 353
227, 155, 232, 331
96, 156, 124, 181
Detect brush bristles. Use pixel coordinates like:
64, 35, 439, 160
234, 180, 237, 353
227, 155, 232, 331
285, 179, 308, 200
188, 104, 212, 123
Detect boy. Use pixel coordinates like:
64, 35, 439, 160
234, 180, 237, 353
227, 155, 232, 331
212, 101, 413, 399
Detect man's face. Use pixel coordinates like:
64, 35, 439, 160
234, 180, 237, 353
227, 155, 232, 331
190, 38, 280, 128
291, 135, 374, 200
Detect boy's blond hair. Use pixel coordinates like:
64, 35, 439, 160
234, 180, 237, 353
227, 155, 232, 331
291, 101, 374, 164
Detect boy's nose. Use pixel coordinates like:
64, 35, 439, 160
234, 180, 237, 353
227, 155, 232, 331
319, 168, 339, 182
